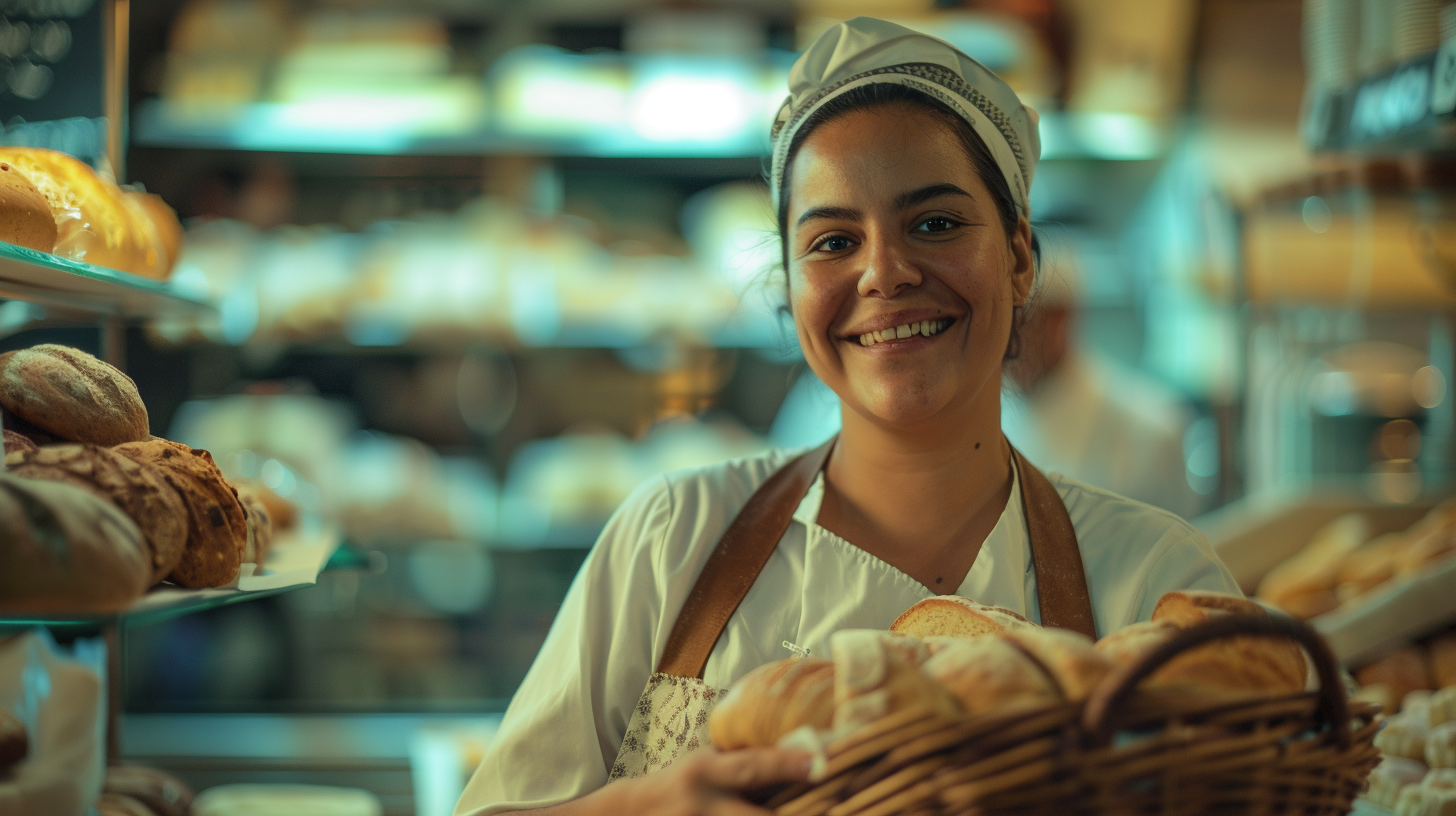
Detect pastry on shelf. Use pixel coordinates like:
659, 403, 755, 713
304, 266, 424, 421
1377, 712, 1433, 762
1432, 721, 1456, 769
1368, 755, 1429, 809
0, 159, 57, 252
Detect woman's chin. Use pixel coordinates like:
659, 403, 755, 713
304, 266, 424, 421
848, 385, 957, 427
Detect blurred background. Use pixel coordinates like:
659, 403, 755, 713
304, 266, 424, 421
3, 0, 1456, 813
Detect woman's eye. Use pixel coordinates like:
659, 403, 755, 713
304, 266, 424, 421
916, 216, 960, 234
816, 235, 853, 252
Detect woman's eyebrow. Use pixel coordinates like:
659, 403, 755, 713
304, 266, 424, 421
795, 205, 860, 227
894, 183, 974, 211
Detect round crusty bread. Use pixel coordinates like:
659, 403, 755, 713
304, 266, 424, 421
889, 595, 1033, 639
921, 635, 1062, 717
0, 473, 150, 614
2, 428, 37, 457
0, 344, 150, 446
0, 161, 57, 252
114, 438, 247, 588
0, 708, 26, 772
104, 765, 195, 816
5, 443, 187, 584
709, 658, 835, 750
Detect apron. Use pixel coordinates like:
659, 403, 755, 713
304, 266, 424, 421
607, 436, 1096, 780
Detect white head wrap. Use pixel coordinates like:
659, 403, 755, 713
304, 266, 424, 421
770, 17, 1041, 219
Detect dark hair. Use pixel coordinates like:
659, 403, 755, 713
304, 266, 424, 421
772, 83, 1039, 361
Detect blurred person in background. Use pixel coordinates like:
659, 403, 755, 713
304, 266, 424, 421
1002, 250, 1206, 520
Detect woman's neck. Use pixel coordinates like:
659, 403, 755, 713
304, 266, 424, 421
817, 384, 1013, 593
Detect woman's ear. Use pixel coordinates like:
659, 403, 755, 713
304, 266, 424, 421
1009, 218, 1035, 305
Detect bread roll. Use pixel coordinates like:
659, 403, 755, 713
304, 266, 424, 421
1432, 687, 1456, 728
1377, 713, 1433, 762
0, 147, 159, 277
830, 629, 955, 731
921, 635, 1061, 716
114, 439, 247, 588
708, 658, 835, 750
1336, 532, 1407, 600
6, 443, 187, 584
1429, 769, 1456, 791
1367, 756, 1430, 809
1357, 647, 1434, 707
0, 708, 25, 772
1394, 784, 1456, 816
1150, 590, 1309, 693
1004, 627, 1111, 700
1256, 513, 1369, 616
0, 473, 149, 614
104, 765, 195, 816
1397, 509, 1456, 577
0, 160, 57, 252
1095, 617, 1306, 695
0, 344, 149, 446
1431, 721, 1456, 769
889, 595, 1032, 639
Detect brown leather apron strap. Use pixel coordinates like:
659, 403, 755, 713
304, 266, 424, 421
656, 437, 837, 678
1014, 447, 1097, 639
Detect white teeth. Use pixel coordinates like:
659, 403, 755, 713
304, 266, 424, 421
857, 319, 950, 347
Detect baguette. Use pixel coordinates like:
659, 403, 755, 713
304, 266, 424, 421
921, 635, 1061, 716
708, 658, 835, 750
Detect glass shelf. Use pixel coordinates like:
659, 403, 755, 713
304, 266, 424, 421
0, 242, 213, 319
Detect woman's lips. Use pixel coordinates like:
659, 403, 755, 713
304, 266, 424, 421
849, 317, 957, 348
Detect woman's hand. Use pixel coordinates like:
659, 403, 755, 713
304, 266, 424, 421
615, 748, 814, 816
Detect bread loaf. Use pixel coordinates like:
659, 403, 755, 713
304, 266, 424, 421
0, 708, 25, 772
1368, 756, 1430, 809
1357, 647, 1434, 707
0, 473, 149, 614
1256, 513, 1369, 617
114, 438, 248, 588
1095, 616, 1306, 695
1003, 627, 1111, 700
122, 190, 183, 279
6, 443, 187, 584
921, 635, 1061, 716
2, 428, 37, 457
104, 765, 195, 816
889, 595, 1032, 639
0, 160, 57, 252
830, 629, 955, 731
0, 344, 149, 446
1151, 590, 1309, 693
709, 658, 835, 750
1336, 532, 1407, 600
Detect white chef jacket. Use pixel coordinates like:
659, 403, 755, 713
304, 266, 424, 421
455, 448, 1240, 815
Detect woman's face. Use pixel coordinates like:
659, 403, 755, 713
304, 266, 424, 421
786, 103, 1034, 428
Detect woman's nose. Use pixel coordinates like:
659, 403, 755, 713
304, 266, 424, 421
856, 234, 921, 299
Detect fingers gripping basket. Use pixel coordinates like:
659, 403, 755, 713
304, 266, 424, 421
764, 615, 1381, 816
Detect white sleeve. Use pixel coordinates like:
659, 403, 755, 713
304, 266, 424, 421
1128, 526, 1244, 624
455, 476, 676, 816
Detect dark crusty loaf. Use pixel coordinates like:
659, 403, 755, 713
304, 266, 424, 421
0, 473, 150, 614
0, 345, 149, 446
114, 438, 247, 588
6, 443, 187, 584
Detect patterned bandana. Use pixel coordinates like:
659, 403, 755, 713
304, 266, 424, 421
769, 16, 1040, 219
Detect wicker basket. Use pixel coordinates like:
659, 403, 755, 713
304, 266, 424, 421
764, 614, 1381, 816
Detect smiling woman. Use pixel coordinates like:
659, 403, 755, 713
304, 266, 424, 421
456, 17, 1241, 816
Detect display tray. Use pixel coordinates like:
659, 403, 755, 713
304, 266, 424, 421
0, 525, 340, 632
0, 242, 212, 318
1314, 552, 1456, 666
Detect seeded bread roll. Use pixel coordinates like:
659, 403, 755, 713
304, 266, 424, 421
709, 658, 836, 750
6, 443, 187, 584
0, 473, 149, 614
0, 160, 57, 252
114, 438, 247, 588
0, 344, 149, 446
921, 635, 1061, 716
889, 595, 1033, 639
0, 708, 26, 772
830, 629, 956, 731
